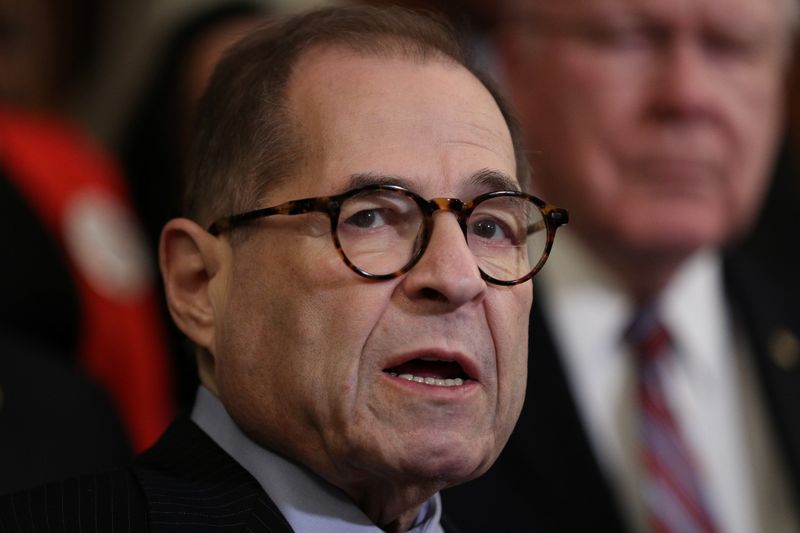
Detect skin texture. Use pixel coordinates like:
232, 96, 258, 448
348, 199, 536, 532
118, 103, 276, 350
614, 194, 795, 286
501, 0, 790, 300
161, 48, 530, 532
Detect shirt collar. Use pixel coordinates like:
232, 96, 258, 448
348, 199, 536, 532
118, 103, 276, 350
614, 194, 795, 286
191, 387, 444, 533
541, 230, 729, 377
658, 249, 730, 380
539, 229, 633, 367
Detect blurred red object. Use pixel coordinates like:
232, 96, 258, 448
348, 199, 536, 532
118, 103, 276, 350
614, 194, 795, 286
0, 105, 174, 452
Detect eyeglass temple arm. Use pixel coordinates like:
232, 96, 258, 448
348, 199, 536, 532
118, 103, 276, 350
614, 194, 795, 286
207, 197, 333, 235
527, 207, 569, 235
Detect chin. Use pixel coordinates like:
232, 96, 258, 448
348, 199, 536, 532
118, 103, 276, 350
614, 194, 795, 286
646, 228, 725, 254
393, 432, 496, 485
618, 211, 731, 257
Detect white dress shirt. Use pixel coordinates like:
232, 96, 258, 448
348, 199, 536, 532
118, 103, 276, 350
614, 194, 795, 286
539, 231, 760, 533
191, 387, 444, 533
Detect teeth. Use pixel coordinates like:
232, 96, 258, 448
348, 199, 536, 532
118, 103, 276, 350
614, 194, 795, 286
392, 373, 464, 387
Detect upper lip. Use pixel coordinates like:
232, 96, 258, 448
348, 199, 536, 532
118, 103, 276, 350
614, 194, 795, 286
382, 348, 481, 382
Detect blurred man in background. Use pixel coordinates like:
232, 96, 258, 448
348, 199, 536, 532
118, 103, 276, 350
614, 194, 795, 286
444, 0, 800, 531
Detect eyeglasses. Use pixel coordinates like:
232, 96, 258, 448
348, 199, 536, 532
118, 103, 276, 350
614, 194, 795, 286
208, 184, 569, 286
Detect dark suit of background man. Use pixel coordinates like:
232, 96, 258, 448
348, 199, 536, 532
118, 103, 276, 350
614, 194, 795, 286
444, 0, 800, 531
0, 6, 570, 532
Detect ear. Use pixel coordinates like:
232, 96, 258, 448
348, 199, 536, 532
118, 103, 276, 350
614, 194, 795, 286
159, 218, 226, 354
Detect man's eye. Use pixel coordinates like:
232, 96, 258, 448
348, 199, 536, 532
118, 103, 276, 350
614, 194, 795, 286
577, 19, 669, 52
579, 22, 644, 47
345, 209, 389, 229
471, 218, 509, 241
704, 30, 766, 63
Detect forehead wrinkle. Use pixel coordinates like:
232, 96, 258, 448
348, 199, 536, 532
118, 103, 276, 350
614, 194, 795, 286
439, 110, 512, 143
439, 138, 511, 155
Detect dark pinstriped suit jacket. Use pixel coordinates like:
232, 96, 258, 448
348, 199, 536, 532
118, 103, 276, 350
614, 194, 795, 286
0, 416, 294, 532
1, 416, 463, 532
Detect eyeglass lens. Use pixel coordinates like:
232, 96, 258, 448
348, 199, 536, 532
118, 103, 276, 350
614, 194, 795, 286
335, 189, 547, 282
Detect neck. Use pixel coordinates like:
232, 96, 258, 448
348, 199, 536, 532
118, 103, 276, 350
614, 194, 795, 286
345, 478, 443, 532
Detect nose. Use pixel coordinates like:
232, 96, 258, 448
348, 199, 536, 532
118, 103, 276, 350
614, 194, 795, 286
400, 212, 486, 308
649, 40, 719, 123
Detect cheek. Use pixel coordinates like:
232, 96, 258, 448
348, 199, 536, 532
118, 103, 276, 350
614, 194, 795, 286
725, 158, 775, 237
214, 260, 396, 455
482, 288, 530, 450
488, 287, 531, 398
254, 270, 396, 415
729, 95, 781, 209
522, 58, 631, 203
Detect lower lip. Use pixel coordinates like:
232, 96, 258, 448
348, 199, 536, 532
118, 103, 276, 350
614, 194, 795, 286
382, 372, 478, 395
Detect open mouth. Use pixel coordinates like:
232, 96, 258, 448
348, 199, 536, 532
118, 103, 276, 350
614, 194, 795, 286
383, 357, 471, 387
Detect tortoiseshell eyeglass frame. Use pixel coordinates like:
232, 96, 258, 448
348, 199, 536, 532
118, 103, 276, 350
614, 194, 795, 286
207, 184, 569, 286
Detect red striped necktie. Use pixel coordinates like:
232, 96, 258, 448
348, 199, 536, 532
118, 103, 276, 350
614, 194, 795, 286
626, 307, 718, 533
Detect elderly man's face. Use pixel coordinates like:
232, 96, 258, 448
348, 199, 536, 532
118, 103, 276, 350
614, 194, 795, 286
503, 0, 788, 261
208, 49, 530, 491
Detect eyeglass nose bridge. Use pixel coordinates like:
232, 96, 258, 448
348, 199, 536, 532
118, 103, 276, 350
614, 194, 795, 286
401, 196, 480, 279
423, 197, 472, 238
329, 187, 566, 285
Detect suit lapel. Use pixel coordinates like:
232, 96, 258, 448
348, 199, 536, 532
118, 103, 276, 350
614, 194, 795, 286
134, 416, 294, 533
723, 254, 800, 505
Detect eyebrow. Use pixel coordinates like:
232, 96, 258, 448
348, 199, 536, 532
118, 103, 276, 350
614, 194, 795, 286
343, 169, 520, 195
345, 173, 417, 191
471, 168, 521, 193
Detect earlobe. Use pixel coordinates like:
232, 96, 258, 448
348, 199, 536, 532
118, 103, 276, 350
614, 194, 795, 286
159, 218, 225, 352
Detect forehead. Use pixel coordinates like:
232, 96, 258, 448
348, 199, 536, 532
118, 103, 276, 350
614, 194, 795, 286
282, 46, 516, 199
525, 0, 786, 32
